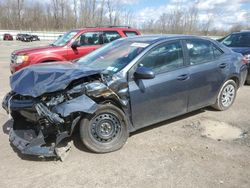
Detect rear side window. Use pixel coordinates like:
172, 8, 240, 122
186, 39, 216, 65
123, 31, 138, 37
103, 31, 121, 44
212, 45, 224, 58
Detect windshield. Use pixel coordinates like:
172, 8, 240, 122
52, 31, 78, 46
222, 33, 250, 47
77, 39, 150, 74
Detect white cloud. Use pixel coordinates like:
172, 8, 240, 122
135, 0, 249, 30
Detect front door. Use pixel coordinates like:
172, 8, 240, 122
128, 40, 189, 129
67, 32, 102, 60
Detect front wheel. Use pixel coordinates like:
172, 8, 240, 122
80, 104, 129, 153
212, 79, 237, 111
246, 74, 250, 85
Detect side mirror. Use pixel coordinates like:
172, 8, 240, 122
134, 67, 155, 80
71, 41, 80, 49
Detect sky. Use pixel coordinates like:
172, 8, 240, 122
120, 0, 250, 30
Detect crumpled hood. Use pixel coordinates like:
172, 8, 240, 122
230, 47, 250, 55
10, 62, 102, 97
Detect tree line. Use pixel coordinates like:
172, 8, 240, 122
0, 0, 135, 31
0, 0, 248, 35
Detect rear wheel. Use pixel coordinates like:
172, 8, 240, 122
80, 104, 129, 153
212, 79, 237, 111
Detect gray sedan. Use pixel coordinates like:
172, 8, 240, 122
2, 35, 248, 159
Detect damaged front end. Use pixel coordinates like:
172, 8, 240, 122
2, 84, 98, 160
2, 69, 130, 160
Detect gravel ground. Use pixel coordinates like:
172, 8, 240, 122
0, 41, 249, 188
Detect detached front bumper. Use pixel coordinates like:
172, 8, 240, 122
9, 128, 56, 157
2, 93, 73, 159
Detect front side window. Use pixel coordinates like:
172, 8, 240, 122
186, 39, 214, 65
75, 32, 102, 46
137, 41, 184, 74
222, 33, 250, 47
103, 31, 121, 44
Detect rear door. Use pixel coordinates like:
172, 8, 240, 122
128, 40, 189, 129
184, 39, 227, 111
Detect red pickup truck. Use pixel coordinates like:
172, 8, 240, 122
10, 27, 141, 73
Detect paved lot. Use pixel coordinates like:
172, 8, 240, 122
0, 41, 250, 188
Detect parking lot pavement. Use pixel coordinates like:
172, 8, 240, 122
0, 41, 250, 188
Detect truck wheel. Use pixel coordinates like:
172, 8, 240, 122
80, 104, 129, 153
212, 79, 237, 111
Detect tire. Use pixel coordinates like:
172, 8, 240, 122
80, 104, 129, 153
246, 74, 250, 85
212, 79, 237, 111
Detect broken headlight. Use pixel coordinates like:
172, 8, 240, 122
44, 94, 65, 107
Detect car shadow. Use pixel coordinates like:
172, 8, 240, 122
131, 108, 206, 136
205, 106, 219, 112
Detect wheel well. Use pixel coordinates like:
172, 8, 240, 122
41, 60, 56, 63
229, 76, 239, 88
98, 98, 123, 111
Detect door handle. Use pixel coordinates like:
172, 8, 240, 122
219, 63, 227, 68
177, 74, 189, 81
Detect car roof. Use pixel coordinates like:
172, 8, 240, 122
123, 34, 213, 44
232, 31, 250, 35
74, 27, 139, 32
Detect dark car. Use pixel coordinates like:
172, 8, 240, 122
20, 34, 34, 42
16, 33, 25, 40
2, 35, 247, 160
17, 34, 40, 42
3, 33, 13, 40
31, 35, 40, 41
220, 31, 250, 84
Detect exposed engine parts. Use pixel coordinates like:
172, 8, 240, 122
2, 71, 130, 160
